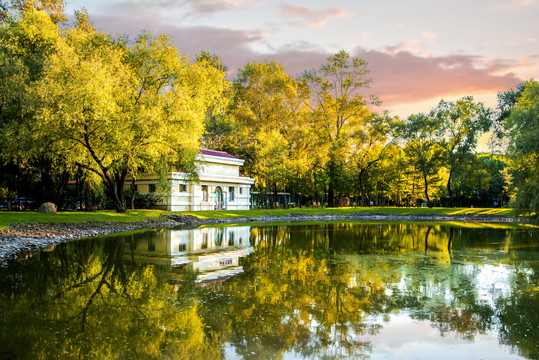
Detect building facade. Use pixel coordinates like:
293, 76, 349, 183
131, 149, 255, 211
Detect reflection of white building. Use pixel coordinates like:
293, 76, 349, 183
125, 226, 253, 283
129, 149, 255, 211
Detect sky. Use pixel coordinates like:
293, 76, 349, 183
65, 0, 538, 119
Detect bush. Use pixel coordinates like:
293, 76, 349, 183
125, 190, 162, 209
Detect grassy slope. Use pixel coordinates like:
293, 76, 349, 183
179, 206, 514, 219
0, 207, 515, 230
0, 209, 165, 230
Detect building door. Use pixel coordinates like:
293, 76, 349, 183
215, 186, 226, 210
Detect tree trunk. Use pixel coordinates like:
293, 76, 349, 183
358, 168, 369, 206
85, 179, 93, 211
446, 170, 454, 207
328, 184, 335, 207
423, 174, 431, 208
273, 182, 278, 209
104, 170, 128, 213
130, 177, 136, 210
54, 171, 70, 211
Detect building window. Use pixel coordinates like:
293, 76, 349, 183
202, 185, 208, 201
239, 187, 243, 195
149, 184, 156, 193
180, 184, 187, 192
229, 187, 234, 201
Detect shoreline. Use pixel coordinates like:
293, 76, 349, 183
0, 212, 522, 264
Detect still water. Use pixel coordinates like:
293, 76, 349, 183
0, 222, 538, 359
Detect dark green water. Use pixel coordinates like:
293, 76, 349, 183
0, 223, 538, 359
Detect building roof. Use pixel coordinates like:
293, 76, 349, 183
200, 149, 239, 160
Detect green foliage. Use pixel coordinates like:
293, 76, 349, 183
1, 13, 227, 213
304, 50, 379, 206
229, 60, 312, 205
0, 12, 533, 215
125, 190, 162, 209
501, 81, 539, 222
0, 0, 66, 24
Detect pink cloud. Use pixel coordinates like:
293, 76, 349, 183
89, 14, 527, 110
356, 48, 523, 106
278, 5, 355, 28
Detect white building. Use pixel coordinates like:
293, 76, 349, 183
131, 149, 255, 211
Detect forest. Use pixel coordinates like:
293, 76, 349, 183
0, 2, 538, 222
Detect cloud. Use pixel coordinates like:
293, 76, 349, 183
108, 0, 250, 17
278, 5, 355, 28
422, 32, 440, 39
355, 48, 523, 106
89, 14, 527, 114
174, 0, 248, 15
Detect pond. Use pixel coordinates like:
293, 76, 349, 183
0, 222, 538, 359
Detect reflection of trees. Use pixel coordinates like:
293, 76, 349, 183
496, 266, 539, 359
0, 234, 223, 359
0, 224, 537, 359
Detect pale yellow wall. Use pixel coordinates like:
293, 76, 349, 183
199, 162, 239, 177
139, 184, 149, 193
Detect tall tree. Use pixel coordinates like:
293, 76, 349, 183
13, 15, 226, 212
399, 113, 445, 207
231, 61, 310, 207
431, 97, 492, 206
304, 50, 379, 207
351, 111, 395, 206
0, 10, 65, 204
499, 81, 539, 223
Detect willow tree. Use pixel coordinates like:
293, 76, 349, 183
0, 10, 66, 203
23, 18, 226, 212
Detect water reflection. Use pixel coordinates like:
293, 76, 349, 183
124, 227, 253, 284
0, 223, 537, 359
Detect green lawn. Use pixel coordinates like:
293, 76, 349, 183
0, 206, 515, 230
178, 206, 515, 219
0, 209, 166, 230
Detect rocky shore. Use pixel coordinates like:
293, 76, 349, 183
0, 212, 519, 265
0, 219, 178, 265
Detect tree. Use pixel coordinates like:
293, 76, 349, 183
13, 15, 226, 212
351, 111, 395, 205
0, 10, 67, 204
431, 97, 492, 206
304, 50, 379, 207
500, 81, 539, 223
231, 61, 311, 207
399, 113, 445, 207
1, 0, 66, 24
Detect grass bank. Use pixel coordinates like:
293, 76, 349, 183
178, 206, 514, 219
0, 209, 165, 230
0, 206, 515, 230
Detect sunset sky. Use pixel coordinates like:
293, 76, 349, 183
65, 0, 537, 118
